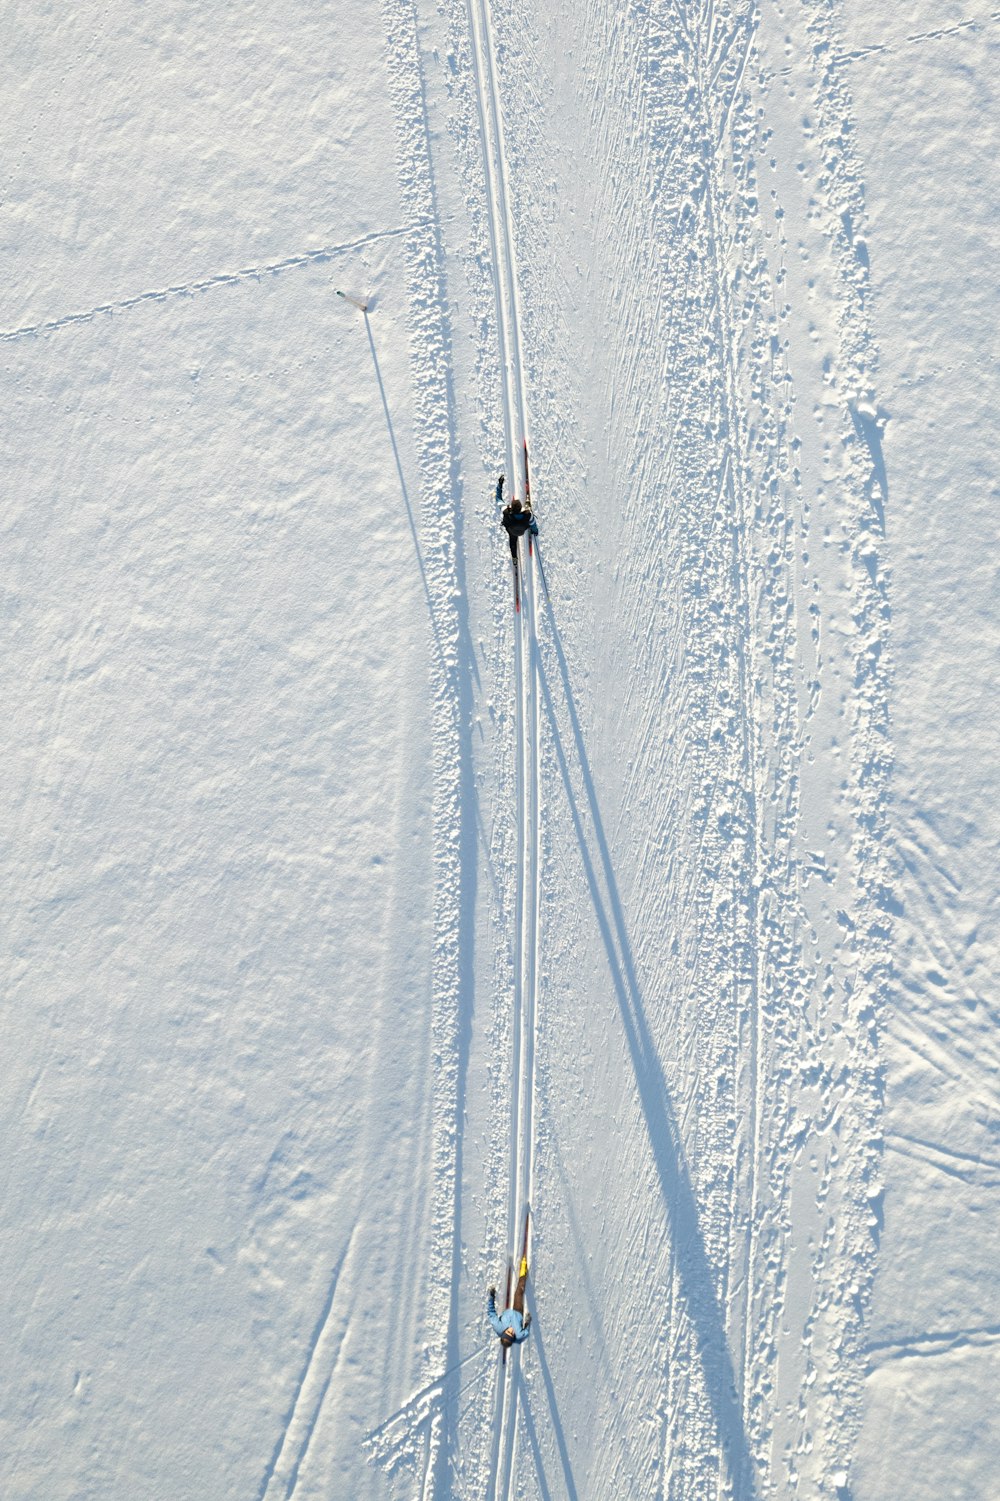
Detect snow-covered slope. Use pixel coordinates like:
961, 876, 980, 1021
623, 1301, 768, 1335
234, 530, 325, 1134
2, 6, 447, 1497
838, 5, 1000, 1498
2, 2, 996, 1499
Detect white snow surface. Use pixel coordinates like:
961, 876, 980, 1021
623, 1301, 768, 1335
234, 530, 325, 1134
2, 2, 997, 1498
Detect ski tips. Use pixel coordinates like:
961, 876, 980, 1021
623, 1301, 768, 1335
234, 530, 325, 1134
336, 288, 370, 312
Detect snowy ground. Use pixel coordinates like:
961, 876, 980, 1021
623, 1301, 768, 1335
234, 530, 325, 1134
2, 2, 997, 1499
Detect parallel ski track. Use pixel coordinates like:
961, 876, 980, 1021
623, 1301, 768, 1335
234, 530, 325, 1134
465, 0, 540, 1497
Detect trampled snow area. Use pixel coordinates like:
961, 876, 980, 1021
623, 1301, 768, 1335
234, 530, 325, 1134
2, 2, 997, 1498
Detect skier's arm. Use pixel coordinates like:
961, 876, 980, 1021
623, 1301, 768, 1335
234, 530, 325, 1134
496, 474, 504, 506
515, 1313, 531, 1343
487, 1287, 505, 1337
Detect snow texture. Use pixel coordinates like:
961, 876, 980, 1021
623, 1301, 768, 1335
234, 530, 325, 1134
1, 1, 997, 1498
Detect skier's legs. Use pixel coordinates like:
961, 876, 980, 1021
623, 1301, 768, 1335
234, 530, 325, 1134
508, 533, 519, 565
512, 1265, 528, 1316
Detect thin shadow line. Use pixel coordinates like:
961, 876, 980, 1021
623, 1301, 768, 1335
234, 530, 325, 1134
535, 599, 759, 1500
364, 313, 447, 669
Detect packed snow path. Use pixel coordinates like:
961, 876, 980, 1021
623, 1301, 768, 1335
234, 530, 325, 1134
361, 1, 898, 1493
465, 0, 541, 1492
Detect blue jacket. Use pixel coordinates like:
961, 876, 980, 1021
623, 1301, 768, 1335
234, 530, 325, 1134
488, 1287, 530, 1344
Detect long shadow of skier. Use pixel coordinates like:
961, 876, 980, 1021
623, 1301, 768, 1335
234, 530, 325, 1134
535, 585, 759, 1501
527, 1309, 580, 1501
520, 1369, 556, 1501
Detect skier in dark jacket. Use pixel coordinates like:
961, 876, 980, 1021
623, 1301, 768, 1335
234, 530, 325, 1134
487, 1263, 531, 1349
498, 473, 538, 564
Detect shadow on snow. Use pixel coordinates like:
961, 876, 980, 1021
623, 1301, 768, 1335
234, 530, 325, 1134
365, 269, 478, 1497
524, 1308, 580, 1501
535, 571, 760, 1501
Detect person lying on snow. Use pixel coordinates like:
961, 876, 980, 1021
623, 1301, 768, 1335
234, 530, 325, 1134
497, 473, 538, 564
487, 1274, 531, 1349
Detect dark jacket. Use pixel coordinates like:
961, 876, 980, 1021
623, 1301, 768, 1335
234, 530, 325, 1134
501, 503, 538, 539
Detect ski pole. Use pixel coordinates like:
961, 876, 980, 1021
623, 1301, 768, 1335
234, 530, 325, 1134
533, 540, 552, 608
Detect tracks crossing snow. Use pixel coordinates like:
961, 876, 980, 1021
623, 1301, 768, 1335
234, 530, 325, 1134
257, 1227, 357, 1501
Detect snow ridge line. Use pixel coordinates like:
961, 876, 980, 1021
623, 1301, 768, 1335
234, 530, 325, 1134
0, 223, 441, 343
464, 0, 538, 1495
691, 5, 768, 1465
376, 2, 480, 1494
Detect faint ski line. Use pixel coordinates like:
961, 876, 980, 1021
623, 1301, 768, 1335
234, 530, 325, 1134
715, 15, 756, 150
886, 1131, 998, 1185
419, 1413, 436, 1501
257, 1223, 358, 1501
888, 1130, 997, 1173
710, 9, 751, 93
867, 1323, 1000, 1364
886, 1138, 994, 1186
365, 1344, 491, 1443
365, 311, 449, 674
282, 1327, 347, 1499
0, 221, 440, 343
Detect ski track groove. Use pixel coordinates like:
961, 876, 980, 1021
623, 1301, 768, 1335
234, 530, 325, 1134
465, 0, 539, 1496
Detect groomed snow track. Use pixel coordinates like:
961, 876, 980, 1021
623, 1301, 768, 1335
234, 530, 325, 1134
465, 0, 540, 1497
368, 0, 888, 1495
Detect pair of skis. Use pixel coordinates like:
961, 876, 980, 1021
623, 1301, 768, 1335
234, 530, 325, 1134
501, 1205, 531, 1368
511, 439, 532, 614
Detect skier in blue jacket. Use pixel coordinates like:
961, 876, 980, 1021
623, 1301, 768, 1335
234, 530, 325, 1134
487, 1272, 531, 1349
